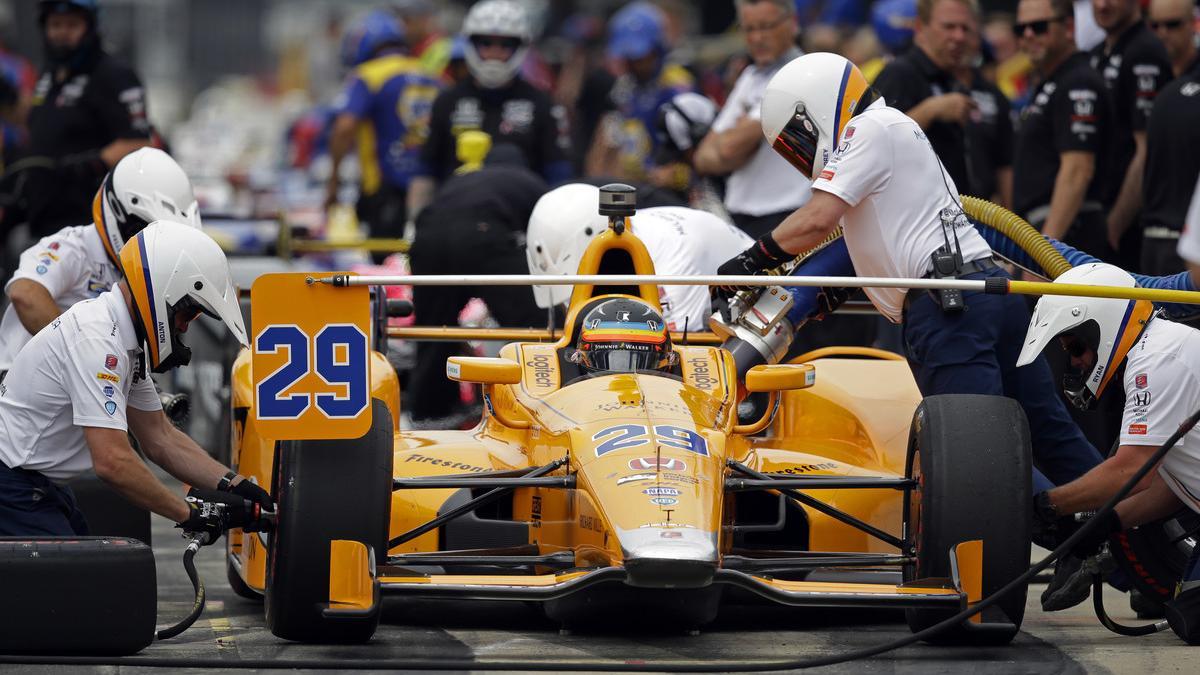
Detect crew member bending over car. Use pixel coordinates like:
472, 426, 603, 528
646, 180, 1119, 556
0, 222, 269, 540
0, 147, 199, 378
1021, 263, 1200, 642
526, 183, 753, 332
715, 52, 1102, 494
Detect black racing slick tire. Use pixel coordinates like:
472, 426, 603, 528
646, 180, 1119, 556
264, 399, 393, 643
0, 537, 156, 654
903, 394, 1032, 645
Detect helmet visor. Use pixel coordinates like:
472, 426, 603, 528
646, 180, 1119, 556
580, 343, 670, 373
771, 105, 820, 179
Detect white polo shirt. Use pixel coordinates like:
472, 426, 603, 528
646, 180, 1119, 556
0, 289, 161, 482
711, 51, 811, 217
1116, 318, 1200, 514
0, 225, 121, 370
1178, 174, 1200, 265
811, 105, 992, 322
632, 207, 753, 331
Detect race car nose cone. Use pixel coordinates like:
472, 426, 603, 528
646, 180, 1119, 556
619, 527, 717, 588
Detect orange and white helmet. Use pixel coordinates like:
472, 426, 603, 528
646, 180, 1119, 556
1017, 263, 1155, 410
120, 221, 247, 373
760, 52, 881, 179
93, 148, 200, 268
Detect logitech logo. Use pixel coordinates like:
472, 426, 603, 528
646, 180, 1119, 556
526, 353, 554, 389
688, 357, 717, 389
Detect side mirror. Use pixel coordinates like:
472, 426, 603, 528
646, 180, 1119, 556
744, 364, 816, 393
446, 357, 522, 385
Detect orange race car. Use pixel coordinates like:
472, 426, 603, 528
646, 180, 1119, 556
224, 213, 1032, 645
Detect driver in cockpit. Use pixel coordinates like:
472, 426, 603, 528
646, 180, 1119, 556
568, 298, 679, 376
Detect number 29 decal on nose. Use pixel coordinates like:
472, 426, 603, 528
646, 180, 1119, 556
592, 424, 708, 457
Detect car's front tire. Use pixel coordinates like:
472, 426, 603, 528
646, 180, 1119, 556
264, 398, 393, 642
903, 394, 1031, 645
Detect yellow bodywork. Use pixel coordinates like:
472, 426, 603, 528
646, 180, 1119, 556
228, 226, 968, 614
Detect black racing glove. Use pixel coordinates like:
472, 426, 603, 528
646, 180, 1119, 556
1031, 491, 1073, 550
813, 286, 851, 320
223, 476, 274, 513
714, 235, 792, 299
1068, 510, 1123, 559
177, 488, 265, 541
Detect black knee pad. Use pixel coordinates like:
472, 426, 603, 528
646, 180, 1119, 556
1166, 587, 1200, 645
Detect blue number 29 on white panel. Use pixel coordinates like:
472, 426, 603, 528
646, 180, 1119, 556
256, 323, 369, 420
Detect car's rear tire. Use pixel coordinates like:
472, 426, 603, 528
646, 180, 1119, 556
264, 398, 393, 642
903, 394, 1031, 645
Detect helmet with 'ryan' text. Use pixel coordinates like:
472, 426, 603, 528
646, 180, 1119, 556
526, 183, 608, 308
761, 52, 880, 180
462, 0, 531, 89
93, 147, 200, 269
1016, 263, 1155, 410
571, 297, 675, 375
341, 9, 406, 68
120, 222, 248, 373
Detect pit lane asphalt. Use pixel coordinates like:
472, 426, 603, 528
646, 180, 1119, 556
17, 522, 1195, 675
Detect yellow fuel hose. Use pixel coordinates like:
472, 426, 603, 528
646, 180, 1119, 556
960, 196, 1071, 279
1004, 279, 1200, 304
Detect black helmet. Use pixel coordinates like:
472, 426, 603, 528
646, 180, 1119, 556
571, 298, 675, 374
39, 0, 100, 67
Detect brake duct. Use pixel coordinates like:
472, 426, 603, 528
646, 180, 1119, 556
711, 197, 1200, 376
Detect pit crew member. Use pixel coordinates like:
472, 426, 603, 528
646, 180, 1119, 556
1020, 263, 1200, 642
409, 0, 572, 220
1148, 0, 1199, 79
585, 2, 694, 189
326, 10, 440, 250
526, 183, 752, 332
0, 148, 198, 378
1089, 0, 1173, 267
693, 0, 808, 239
23, 0, 151, 239
653, 92, 727, 213
0, 222, 268, 539
406, 146, 547, 426
718, 52, 1102, 494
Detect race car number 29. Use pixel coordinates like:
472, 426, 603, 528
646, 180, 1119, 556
256, 324, 369, 419
250, 272, 373, 439
592, 424, 708, 457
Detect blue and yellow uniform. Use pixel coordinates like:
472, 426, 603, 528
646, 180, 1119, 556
609, 64, 694, 180
337, 54, 441, 200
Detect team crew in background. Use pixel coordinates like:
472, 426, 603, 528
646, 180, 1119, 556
694, 0, 809, 239
1089, 0, 1173, 270
326, 10, 440, 253
21, 0, 151, 240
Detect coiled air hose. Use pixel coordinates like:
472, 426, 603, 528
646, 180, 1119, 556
959, 196, 1072, 279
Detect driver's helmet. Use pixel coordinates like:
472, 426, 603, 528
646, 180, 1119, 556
1016, 263, 1154, 410
570, 298, 675, 374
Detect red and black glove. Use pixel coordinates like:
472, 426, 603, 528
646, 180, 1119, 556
218, 472, 274, 512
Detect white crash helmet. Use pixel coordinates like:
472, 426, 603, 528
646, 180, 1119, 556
1016, 263, 1155, 410
655, 92, 718, 162
462, 0, 531, 89
120, 221, 248, 373
761, 52, 881, 179
526, 183, 608, 308
92, 147, 201, 268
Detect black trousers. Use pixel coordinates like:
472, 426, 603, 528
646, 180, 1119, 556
356, 184, 408, 263
407, 219, 546, 420
1141, 236, 1185, 276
